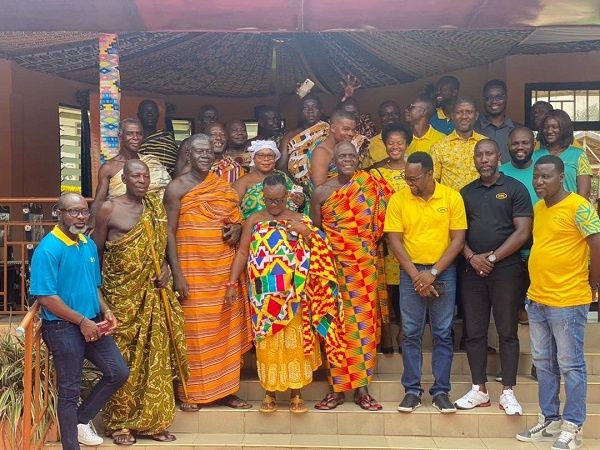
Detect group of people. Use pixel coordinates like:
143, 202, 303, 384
29, 74, 599, 450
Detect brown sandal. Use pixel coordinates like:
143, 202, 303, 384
180, 402, 200, 412
215, 394, 252, 409
290, 395, 308, 413
314, 393, 344, 410
112, 428, 136, 446
354, 393, 383, 411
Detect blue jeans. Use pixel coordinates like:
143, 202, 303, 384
400, 264, 456, 397
42, 320, 129, 450
527, 301, 588, 426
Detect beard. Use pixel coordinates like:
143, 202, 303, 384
69, 224, 87, 235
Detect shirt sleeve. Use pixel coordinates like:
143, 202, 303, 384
449, 190, 468, 230
511, 179, 534, 217
575, 200, 600, 238
29, 245, 59, 296
577, 151, 592, 176
384, 192, 405, 232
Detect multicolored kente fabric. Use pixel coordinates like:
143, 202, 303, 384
176, 172, 252, 404
107, 154, 171, 199
321, 170, 388, 392
287, 121, 330, 188
101, 192, 189, 435
241, 171, 301, 219
247, 217, 346, 365
211, 156, 245, 184
139, 129, 179, 176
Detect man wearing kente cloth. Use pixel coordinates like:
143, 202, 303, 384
310, 141, 388, 411
226, 173, 346, 413
93, 160, 188, 445
138, 99, 179, 176
89, 119, 170, 233
164, 134, 252, 411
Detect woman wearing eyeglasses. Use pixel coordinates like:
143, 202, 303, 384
226, 173, 345, 413
231, 140, 305, 218
369, 122, 412, 354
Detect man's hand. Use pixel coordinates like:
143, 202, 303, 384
103, 310, 118, 335
469, 251, 495, 277
412, 270, 436, 291
154, 261, 171, 289
286, 220, 311, 239
223, 223, 243, 245
225, 285, 237, 306
340, 74, 362, 102
173, 273, 189, 301
80, 318, 102, 342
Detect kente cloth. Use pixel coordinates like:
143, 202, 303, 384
241, 171, 301, 219
107, 154, 171, 199
101, 192, 189, 435
139, 129, 179, 176
211, 156, 245, 184
176, 172, 252, 404
321, 171, 388, 392
370, 167, 408, 285
248, 218, 346, 366
287, 121, 330, 188
256, 312, 322, 392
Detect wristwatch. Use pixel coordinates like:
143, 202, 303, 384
430, 268, 438, 277
487, 254, 497, 263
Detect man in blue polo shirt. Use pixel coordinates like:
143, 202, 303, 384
30, 193, 129, 450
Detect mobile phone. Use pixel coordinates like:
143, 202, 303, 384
297, 79, 315, 98
432, 281, 446, 296
289, 184, 304, 209
96, 320, 111, 335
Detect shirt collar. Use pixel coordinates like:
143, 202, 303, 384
51, 225, 88, 246
448, 129, 479, 142
409, 181, 442, 201
478, 115, 515, 129
413, 125, 435, 141
474, 172, 506, 188
436, 108, 450, 120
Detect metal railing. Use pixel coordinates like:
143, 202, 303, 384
15, 302, 55, 450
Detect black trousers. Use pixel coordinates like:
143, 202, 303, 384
461, 262, 523, 387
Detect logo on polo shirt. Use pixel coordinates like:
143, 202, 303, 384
90, 257, 95, 263
437, 207, 448, 213
496, 193, 508, 199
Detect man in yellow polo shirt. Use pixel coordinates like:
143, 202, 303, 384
431, 96, 486, 192
404, 95, 446, 156
385, 151, 466, 414
517, 155, 600, 450
363, 100, 401, 168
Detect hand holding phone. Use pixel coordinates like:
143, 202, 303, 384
96, 320, 111, 335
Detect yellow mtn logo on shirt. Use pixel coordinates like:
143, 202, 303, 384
437, 207, 448, 213
496, 193, 508, 200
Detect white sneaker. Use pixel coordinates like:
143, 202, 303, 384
454, 384, 491, 410
552, 421, 583, 450
499, 388, 523, 416
77, 421, 103, 446
516, 413, 562, 442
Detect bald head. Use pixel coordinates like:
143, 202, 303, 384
57, 192, 86, 210
123, 159, 149, 176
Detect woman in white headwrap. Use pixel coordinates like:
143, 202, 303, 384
231, 141, 305, 218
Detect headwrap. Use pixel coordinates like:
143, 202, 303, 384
248, 140, 281, 167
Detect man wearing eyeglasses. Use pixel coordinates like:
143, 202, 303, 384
475, 80, 521, 164
30, 193, 129, 449
404, 96, 446, 156
385, 151, 467, 413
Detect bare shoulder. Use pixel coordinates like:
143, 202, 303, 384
165, 176, 193, 202
99, 158, 124, 178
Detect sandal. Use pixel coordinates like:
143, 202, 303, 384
259, 394, 278, 413
112, 429, 136, 446
354, 393, 383, 411
150, 430, 176, 442
314, 393, 345, 410
215, 394, 252, 409
180, 402, 200, 412
290, 395, 308, 414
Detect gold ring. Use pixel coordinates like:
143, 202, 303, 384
479, 271, 484, 275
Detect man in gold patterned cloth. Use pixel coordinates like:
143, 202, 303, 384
93, 159, 188, 446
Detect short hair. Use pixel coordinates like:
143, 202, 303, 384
453, 95, 478, 112
187, 133, 210, 147
539, 109, 574, 150
382, 122, 413, 146
532, 101, 553, 112
509, 126, 534, 141
225, 119, 246, 131
474, 138, 499, 153
406, 151, 433, 172
437, 76, 460, 91
255, 105, 277, 121
263, 172, 287, 189
535, 154, 565, 174
378, 100, 400, 118
118, 118, 142, 136
198, 104, 218, 118
483, 79, 507, 95
413, 95, 435, 116
137, 99, 158, 113
330, 109, 357, 124
336, 97, 360, 112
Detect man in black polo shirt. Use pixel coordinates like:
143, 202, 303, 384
454, 139, 533, 415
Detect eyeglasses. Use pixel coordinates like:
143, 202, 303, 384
264, 196, 286, 205
402, 173, 425, 184
60, 208, 91, 217
406, 104, 425, 111
254, 153, 276, 161
484, 94, 506, 103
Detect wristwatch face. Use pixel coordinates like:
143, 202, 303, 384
488, 254, 497, 263
430, 269, 438, 276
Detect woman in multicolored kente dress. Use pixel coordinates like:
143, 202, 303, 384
369, 123, 412, 354
231, 140, 305, 218
226, 173, 346, 413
